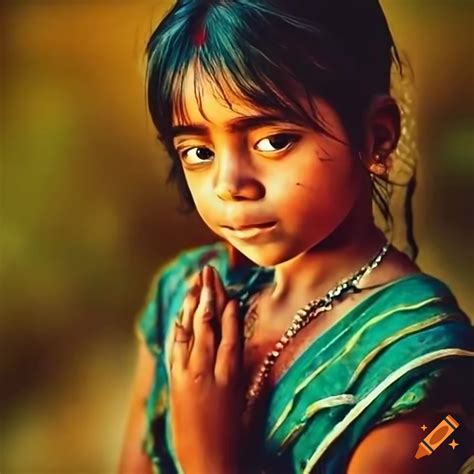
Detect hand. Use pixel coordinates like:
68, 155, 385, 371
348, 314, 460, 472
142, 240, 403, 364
169, 265, 244, 474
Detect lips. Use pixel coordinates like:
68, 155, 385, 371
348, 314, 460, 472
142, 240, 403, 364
220, 221, 278, 242
222, 221, 277, 231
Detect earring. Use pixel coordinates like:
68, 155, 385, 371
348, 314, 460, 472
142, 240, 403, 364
370, 153, 388, 177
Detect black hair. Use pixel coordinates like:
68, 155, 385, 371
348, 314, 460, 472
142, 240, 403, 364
144, 0, 418, 259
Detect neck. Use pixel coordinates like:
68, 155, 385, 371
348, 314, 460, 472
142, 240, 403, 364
270, 189, 387, 305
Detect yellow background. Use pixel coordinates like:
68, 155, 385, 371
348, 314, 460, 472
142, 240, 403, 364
1, 1, 473, 471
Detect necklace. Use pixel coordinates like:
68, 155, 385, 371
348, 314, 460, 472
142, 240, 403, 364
244, 241, 391, 413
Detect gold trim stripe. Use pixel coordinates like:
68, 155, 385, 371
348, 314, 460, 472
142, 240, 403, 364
267, 297, 443, 440
302, 349, 474, 474
277, 395, 356, 454
271, 314, 454, 451
347, 313, 457, 387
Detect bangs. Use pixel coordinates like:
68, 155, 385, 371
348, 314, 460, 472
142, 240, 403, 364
146, 1, 353, 146
170, 60, 334, 138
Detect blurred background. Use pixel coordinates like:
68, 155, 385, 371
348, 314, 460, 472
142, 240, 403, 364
1, 1, 473, 472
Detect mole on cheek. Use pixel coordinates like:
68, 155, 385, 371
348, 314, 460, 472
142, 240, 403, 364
294, 181, 317, 192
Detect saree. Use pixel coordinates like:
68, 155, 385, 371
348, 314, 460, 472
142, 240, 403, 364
135, 241, 474, 473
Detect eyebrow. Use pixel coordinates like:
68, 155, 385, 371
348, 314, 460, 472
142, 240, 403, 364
171, 114, 307, 139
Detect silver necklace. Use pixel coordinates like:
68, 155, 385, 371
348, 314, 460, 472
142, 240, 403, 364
244, 241, 391, 412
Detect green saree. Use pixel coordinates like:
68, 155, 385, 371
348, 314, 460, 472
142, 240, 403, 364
135, 242, 474, 473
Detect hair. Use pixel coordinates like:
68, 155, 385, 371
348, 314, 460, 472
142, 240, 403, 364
144, 0, 419, 260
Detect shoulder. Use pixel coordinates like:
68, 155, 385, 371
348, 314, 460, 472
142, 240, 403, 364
353, 244, 471, 332
361, 243, 421, 288
340, 262, 474, 445
135, 242, 228, 349
343, 256, 474, 474
361, 245, 471, 334
353, 267, 474, 394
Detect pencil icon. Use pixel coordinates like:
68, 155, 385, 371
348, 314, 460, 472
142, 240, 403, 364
415, 414, 459, 459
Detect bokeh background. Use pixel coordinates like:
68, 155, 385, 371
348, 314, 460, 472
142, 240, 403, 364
1, 1, 473, 472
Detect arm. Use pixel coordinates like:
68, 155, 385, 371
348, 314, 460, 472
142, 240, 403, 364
118, 340, 155, 474
347, 411, 473, 474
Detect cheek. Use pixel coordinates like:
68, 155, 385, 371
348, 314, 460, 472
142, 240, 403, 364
183, 172, 205, 212
270, 153, 360, 224
185, 173, 222, 230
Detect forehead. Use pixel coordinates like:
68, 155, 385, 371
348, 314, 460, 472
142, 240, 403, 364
170, 65, 342, 139
172, 66, 264, 127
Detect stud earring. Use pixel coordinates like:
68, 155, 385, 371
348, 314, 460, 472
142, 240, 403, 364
370, 153, 388, 177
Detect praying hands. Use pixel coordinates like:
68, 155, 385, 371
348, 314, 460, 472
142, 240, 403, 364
169, 265, 244, 474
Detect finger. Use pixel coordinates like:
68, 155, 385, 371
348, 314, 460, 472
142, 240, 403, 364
181, 271, 202, 334
173, 271, 202, 370
209, 266, 228, 343
215, 299, 242, 384
188, 265, 217, 374
171, 321, 192, 372
210, 266, 228, 322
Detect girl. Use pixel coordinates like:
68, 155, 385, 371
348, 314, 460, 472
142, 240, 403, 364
119, 1, 474, 472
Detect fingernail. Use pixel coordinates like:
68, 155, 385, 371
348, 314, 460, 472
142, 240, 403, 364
203, 264, 214, 288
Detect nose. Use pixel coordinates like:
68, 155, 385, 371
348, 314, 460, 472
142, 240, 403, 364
213, 152, 264, 201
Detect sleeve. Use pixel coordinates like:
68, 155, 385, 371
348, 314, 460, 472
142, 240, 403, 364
134, 242, 229, 358
132, 268, 177, 474
134, 247, 201, 355
343, 315, 474, 439
134, 270, 166, 358
317, 311, 474, 474
378, 352, 474, 424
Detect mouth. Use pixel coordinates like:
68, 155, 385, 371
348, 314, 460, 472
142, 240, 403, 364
220, 221, 278, 241
224, 221, 277, 231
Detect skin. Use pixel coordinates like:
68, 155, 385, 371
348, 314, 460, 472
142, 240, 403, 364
169, 266, 242, 473
119, 68, 472, 472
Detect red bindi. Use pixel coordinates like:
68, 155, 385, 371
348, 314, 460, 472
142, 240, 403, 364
193, 25, 207, 47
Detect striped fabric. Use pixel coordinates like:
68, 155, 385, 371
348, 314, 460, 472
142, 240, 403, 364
135, 242, 474, 473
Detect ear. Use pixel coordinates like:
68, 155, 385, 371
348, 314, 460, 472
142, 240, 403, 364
361, 94, 401, 175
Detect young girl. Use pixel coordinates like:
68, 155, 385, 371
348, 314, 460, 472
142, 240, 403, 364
119, 1, 474, 472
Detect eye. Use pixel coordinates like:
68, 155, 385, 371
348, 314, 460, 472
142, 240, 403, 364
254, 133, 300, 153
178, 147, 214, 165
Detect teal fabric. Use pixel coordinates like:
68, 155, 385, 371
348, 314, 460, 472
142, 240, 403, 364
135, 242, 474, 473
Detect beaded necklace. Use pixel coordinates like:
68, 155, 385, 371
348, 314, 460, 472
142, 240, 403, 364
243, 241, 391, 414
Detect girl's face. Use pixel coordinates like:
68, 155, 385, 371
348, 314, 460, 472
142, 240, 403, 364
172, 70, 367, 267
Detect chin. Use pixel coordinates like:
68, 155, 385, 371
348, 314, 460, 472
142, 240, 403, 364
233, 242, 303, 268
